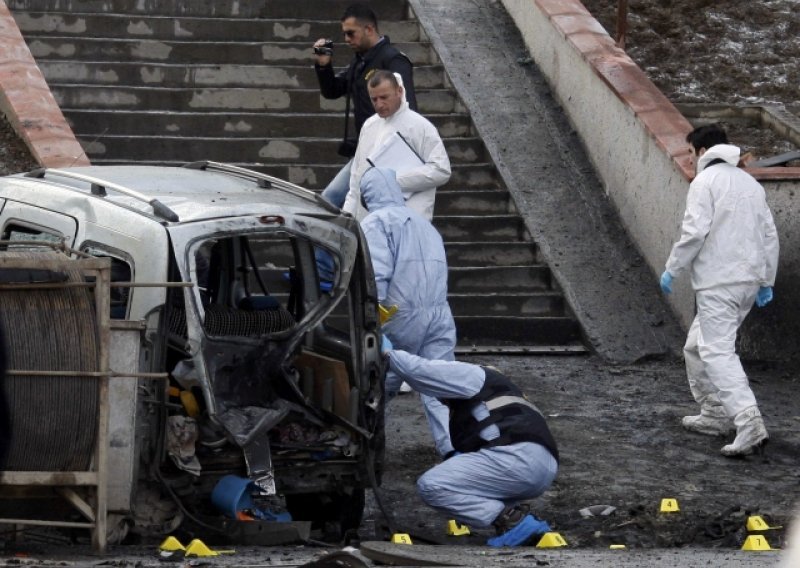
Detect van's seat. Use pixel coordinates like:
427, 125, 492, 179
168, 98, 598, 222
204, 300, 295, 336
169, 299, 295, 338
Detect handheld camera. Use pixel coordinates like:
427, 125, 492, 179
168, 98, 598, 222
314, 40, 334, 56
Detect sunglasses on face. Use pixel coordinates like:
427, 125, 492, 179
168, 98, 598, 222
344, 25, 371, 38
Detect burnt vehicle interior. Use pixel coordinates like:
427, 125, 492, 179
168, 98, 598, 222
158, 229, 384, 538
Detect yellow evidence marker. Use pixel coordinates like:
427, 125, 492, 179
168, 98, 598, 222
741, 534, 773, 551
184, 539, 236, 557
536, 532, 568, 548
446, 520, 471, 536
391, 533, 413, 544
746, 515, 782, 532
659, 498, 680, 513
158, 536, 185, 552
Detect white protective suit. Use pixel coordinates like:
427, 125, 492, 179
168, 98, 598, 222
387, 349, 558, 528
343, 85, 451, 221
665, 143, 779, 419
360, 167, 457, 456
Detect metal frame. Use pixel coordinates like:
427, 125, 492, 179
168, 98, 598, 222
183, 160, 340, 213
24, 168, 179, 222
0, 254, 112, 552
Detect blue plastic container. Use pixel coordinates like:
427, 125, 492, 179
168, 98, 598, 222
211, 475, 256, 518
210, 475, 292, 521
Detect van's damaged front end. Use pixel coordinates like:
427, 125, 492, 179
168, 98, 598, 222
162, 210, 384, 535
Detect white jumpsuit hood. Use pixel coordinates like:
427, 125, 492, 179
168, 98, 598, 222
359, 167, 457, 456
361, 166, 406, 211
696, 143, 740, 170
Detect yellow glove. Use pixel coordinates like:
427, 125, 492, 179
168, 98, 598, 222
378, 304, 398, 325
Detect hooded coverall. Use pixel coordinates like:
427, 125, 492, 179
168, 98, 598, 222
360, 167, 457, 456
665, 143, 779, 423
386, 348, 558, 528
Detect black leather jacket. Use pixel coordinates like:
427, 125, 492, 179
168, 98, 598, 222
315, 36, 417, 134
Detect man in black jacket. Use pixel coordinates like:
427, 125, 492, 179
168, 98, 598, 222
312, 3, 417, 207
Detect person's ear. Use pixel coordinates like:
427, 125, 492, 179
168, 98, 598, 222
698, 147, 707, 157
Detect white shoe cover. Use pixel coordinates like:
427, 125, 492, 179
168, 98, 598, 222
721, 407, 768, 456
682, 414, 734, 436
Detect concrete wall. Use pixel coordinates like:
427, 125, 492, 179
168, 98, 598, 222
0, 1, 88, 167
501, 0, 800, 360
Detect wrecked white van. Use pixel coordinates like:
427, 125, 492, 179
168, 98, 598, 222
0, 162, 385, 541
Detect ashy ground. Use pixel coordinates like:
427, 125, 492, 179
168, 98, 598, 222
0, 118, 36, 176
372, 353, 799, 552
582, 0, 800, 107
582, 0, 800, 160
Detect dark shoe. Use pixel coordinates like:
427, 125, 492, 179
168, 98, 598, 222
492, 504, 533, 534
488, 506, 550, 548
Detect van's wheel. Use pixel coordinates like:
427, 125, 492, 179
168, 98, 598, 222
285, 488, 365, 539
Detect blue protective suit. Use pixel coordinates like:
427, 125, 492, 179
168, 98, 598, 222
361, 167, 457, 457
387, 349, 558, 529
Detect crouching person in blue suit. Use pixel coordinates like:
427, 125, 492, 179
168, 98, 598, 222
381, 336, 559, 547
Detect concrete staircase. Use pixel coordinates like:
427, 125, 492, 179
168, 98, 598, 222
8, 0, 585, 353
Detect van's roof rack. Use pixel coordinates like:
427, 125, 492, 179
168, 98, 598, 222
183, 161, 340, 214
25, 168, 180, 222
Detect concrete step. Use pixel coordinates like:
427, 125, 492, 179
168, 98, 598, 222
6, 0, 411, 19
24, 36, 437, 65
50, 85, 462, 113
37, 61, 446, 89
448, 292, 563, 317
433, 215, 530, 243
75, 134, 487, 165
434, 190, 514, 215
14, 13, 423, 42
85, 159, 502, 191
270, 290, 562, 318
249, 268, 555, 315
448, 266, 549, 293
62, 110, 473, 139
444, 242, 536, 267
455, 315, 582, 345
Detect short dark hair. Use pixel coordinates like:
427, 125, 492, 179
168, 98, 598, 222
368, 69, 399, 89
341, 3, 379, 29
686, 124, 729, 152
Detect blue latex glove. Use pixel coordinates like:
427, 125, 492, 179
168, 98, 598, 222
660, 271, 673, 294
755, 286, 773, 307
380, 334, 393, 355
